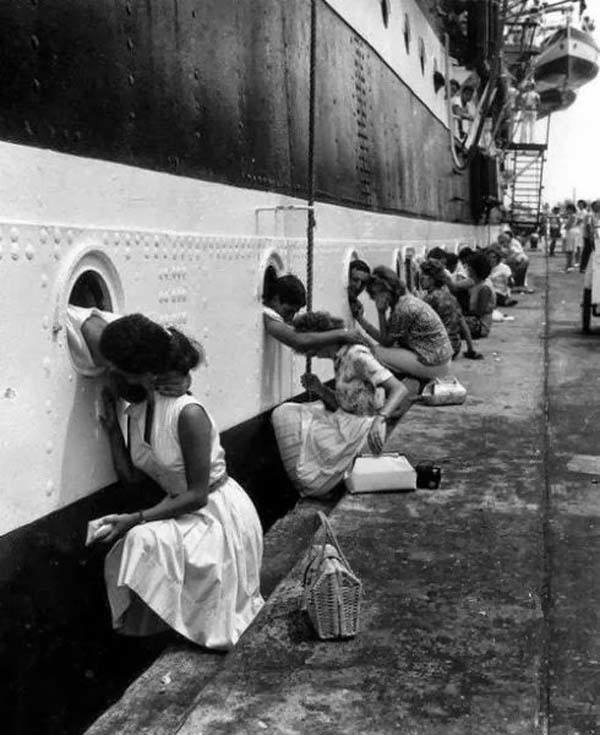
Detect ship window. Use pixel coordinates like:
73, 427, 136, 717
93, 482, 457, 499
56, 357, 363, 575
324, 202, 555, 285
69, 270, 113, 310
403, 14, 411, 53
419, 38, 426, 74
381, 0, 390, 28
262, 265, 279, 304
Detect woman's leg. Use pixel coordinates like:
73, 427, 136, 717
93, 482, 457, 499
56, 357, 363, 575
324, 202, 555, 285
374, 345, 451, 380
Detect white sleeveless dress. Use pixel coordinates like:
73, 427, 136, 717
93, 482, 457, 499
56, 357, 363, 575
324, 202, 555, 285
104, 394, 264, 650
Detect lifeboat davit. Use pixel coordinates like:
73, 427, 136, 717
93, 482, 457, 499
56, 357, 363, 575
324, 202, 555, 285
534, 25, 599, 93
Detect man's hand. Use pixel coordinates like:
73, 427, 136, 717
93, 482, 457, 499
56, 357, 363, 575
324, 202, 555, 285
301, 373, 322, 395
155, 371, 192, 397
344, 328, 371, 347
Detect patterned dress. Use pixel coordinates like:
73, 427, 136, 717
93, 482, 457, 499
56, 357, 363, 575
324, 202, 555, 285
386, 294, 453, 366
272, 345, 392, 497
422, 287, 462, 358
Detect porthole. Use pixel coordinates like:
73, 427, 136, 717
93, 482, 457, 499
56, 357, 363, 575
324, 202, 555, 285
404, 14, 411, 54
257, 248, 285, 302
69, 270, 113, 310
381, 0, 390, 28
433, 58, 445, 94
53, 243, 124, 338
419, 38, 426, 74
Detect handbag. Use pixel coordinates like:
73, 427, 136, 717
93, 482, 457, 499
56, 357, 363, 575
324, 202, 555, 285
302, 511, 362, 640
420, 376, 467, 406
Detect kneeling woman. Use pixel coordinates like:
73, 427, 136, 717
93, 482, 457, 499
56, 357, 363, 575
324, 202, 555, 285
272, 312, 414, 498
92, 314, 263, 650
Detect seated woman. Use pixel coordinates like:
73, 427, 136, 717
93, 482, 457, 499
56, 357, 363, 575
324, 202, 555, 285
262, 273, 367, 350
462, 251, 496, 339
88, 314, 264, 650
272, 311, 415, 498
360, 266, 453, 380
419, 259, 483, 360
488, 247, 518, 307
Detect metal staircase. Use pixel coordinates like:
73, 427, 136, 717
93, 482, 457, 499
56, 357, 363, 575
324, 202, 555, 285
506, 137, 548, 233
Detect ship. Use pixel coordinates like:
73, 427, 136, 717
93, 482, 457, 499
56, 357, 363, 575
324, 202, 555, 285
0, 1, 505, 733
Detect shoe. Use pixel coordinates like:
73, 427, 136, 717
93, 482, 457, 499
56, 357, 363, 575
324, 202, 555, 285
505, 299, 519, 307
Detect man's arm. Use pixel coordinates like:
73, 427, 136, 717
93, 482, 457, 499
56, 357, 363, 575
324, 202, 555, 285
264, 314, 367, 350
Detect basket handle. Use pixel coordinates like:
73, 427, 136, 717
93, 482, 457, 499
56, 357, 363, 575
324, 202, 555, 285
312, 511, 353, 573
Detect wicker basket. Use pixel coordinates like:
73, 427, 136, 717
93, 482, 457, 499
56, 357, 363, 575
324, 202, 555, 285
302, 511, 362, 640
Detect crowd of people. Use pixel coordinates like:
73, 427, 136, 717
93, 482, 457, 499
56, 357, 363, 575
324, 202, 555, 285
68, 229, 537, 651
541, 199, 600, 273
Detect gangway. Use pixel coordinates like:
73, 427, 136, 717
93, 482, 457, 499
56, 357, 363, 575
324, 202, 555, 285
505, 140, 547, 232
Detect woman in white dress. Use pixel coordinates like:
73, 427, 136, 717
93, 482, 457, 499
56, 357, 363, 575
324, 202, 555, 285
89, 313, 263, 650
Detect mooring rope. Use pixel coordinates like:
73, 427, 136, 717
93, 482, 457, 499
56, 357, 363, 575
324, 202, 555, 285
305, 0, 317, 383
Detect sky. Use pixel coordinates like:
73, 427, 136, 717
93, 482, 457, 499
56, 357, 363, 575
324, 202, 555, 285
537, 19, 600, 205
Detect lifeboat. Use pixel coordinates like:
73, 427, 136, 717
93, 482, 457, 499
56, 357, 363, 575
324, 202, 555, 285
534, 25, 599, 93
538, 86, 577, 118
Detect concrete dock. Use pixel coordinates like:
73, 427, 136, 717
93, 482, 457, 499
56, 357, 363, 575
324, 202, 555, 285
87, 252, 600, 734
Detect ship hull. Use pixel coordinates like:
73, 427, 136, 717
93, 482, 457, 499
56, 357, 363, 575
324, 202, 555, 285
0, 3, 491, 731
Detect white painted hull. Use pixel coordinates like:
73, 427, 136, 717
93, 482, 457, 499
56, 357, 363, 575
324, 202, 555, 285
0, 140, 486, 536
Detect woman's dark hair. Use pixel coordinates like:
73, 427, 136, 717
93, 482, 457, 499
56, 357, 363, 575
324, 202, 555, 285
366, 265, 405, 304
427, 246, 447, 263
420, 258, 447, 287
457, 246, 474, 263
349, 259, 370, 276
565, 203, 576, 213
100, 314, 203, 374
293, 311, 345, 333
577, 199, 588, 209
467, 251, 492, 281
167, 327, 204, 373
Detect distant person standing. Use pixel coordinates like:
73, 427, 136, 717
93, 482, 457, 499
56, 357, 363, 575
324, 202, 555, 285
564, 203, 578, 272
575, 199, 588, 269
581, 200, 597, 273
548, 206, 562, 257
519, 80, 540, 144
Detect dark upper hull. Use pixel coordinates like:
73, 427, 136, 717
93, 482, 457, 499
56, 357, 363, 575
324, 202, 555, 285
0, 0, 475, 222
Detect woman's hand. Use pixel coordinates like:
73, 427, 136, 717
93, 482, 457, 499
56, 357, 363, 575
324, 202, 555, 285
301, 372, 322, 395
155, 371, 192, 397
97, 513, 138, 544
349, 297, 364, 319
367, 415, 387, 454
374, 292, 391, 313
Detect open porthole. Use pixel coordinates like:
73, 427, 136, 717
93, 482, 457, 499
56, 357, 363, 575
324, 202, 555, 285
69, 270, 113, 310
257, 248, 285, 304
53, 242, 124, 373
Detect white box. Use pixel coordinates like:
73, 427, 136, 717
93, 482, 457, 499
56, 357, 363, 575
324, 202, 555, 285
344, 454, 416, 493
